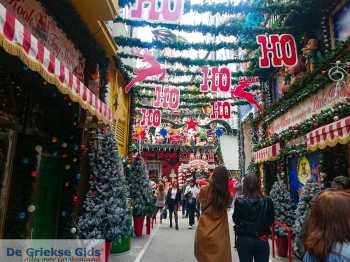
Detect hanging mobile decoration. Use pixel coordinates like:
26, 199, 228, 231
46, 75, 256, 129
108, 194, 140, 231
215, 128, 223, 138
159, 128, 169, 138
328, 61, 350, 93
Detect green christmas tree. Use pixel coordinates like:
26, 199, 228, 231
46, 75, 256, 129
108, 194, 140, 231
270, 178, 295, 236
292, 178, 321, 258
76, 131, 132, 242
128, 155, 151, 217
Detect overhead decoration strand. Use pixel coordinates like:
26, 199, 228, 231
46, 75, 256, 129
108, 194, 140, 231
118, 52, 252, 66
114, 36, 257, 52
113, 17, 289, 38
118, 0, 301, 16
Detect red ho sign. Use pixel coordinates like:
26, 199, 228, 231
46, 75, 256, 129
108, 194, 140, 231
153, 86, 180, 110
139, 108, 162, 127
256, 34, 298, 68
131, 0, 184, 22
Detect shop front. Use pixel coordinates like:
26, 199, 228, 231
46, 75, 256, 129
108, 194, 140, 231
0, 1, 114, 239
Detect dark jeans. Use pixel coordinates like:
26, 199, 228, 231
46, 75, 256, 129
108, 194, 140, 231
188, 198, 196, 226
236, 236, 270, 262
168, 204, 178, 228
182, 199, 187, 216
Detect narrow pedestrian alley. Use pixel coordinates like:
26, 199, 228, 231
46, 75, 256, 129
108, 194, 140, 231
112, 212, 292, 262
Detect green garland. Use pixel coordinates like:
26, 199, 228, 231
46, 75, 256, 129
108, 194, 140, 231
115, 36, 256, 52
118, 52, 252, 66
138, 143, 217, 153
118, 0, 301, 16
124, 63, 258, 78
258, 38, 350, 124
254, 101, 350, 151
143, 79, 201, 87
135, 100, 248, 109
114, 17, 289, 38
135, 85, 203, 94
135, 93, 233, 103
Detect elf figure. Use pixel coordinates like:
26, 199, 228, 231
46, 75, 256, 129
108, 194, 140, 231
302, 39, 321, 73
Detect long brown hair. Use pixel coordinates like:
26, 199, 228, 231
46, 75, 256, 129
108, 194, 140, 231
242, 174, 262, 198
209, 166, 231, 210
303, 190, 350, 261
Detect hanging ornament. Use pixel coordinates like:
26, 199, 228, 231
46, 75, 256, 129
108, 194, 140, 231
70, 227, 77, 234
22, 158, 29, 165
27, 205, 36, 213
159, 128, 168, 138
73, 195, 79, 204
52, 137, 58, 143
334, 116, 340, 121
76, 173, 81, 181
65, 165, 71, 170
35, 145, 43, 153
135, 126, 145, 140
186, 119, 197, 130
80, 144, 87, 152
31, 170, 39, 177
61, 143, 68, 148
61, 211, 67, 217
73, 144, 79, 152
215, 128, 223, 137
17, 212, 26, 220
65, 182, 70, 187
73, 157, 78, 163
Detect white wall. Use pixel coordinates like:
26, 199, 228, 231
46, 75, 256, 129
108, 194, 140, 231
220, 135, 239, 171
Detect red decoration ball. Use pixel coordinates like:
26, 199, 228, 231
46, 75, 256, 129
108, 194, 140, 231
320, 69, 328, 76
80, 144, 86, 152
31, 170, 38, 177
334, 116, 340, 121
73, 195, 79, 203
313, 123, 318, 128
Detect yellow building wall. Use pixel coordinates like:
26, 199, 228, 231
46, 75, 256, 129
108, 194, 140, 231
108, 68, 130, 158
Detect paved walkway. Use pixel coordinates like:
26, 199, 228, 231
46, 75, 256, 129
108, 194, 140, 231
111, 211, 297, 262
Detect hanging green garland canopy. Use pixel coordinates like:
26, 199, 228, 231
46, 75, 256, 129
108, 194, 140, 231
114, 17, 290, 38
118, 52, 252, 67
118, 0, 302, 16
134, 100, 249, 109
114, 36, 257, 52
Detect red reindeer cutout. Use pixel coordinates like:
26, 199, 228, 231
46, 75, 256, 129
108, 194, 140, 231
231, 81, 262, 112
125, 50, 166, 93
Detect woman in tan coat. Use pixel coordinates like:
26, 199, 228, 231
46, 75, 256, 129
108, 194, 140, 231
194, 166, 232, 262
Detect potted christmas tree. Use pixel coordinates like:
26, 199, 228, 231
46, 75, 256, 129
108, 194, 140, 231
292, 177, 321, 259
128, 155, 150, 237
77, 131, 132, 261
270, 177, 295, 257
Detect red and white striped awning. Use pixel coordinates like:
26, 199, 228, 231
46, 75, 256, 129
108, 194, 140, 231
306, 116, 350, 151
0, 3, 112, 124
254, 143, 281, 163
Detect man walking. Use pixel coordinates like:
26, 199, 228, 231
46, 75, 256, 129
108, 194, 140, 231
184, 179, 199, 229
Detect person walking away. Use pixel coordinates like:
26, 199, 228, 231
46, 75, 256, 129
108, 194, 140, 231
233, 174, 274, 262
194, 166, 232, 262
303, 190, 350, 262
181, 182, 188, 218
153, 183, 166, 224
166, 180, 181, 230
185, 179, 200, 229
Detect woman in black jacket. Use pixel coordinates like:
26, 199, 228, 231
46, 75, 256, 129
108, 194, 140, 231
166, 180, 181, 230
233, 174, 274, 262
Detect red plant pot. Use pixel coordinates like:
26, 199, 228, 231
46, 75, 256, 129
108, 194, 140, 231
276, 236, 288, 257
105, 241, 112, 261
146, 216, 151, 235
133, 216, 145, 237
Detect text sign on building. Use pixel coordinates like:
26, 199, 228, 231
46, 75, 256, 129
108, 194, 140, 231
268, 83, 349, 136
131, 0, 184, 22
256, 34, 298, 68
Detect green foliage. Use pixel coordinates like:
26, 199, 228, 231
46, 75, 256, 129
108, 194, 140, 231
128, 156, 152, 217
270, 179, 295, 236
292, 178, 321, 258
77, 131, 132, 241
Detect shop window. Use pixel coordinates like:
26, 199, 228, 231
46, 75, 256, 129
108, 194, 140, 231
330, 0, 350, 48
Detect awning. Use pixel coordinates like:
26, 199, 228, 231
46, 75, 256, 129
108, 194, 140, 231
254, 143, 281, 163
0, 3, 112, 124
306, 116, 350, 151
